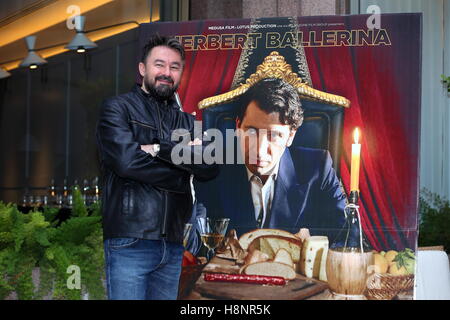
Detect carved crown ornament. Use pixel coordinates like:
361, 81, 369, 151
198, 51, 351, 109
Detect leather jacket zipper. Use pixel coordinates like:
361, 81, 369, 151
161, 190, 168, 237
129, 119, 157, 130
155, 101, 168, 238
155, 101, 164, 140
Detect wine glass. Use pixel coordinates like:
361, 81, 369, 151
28, 195, 34, 207
196, 217, 230, 261
56, 194, 63, 207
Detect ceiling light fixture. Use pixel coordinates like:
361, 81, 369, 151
0, 66, 11, 79
65, 16, 98, 53
2, 21, 140, 71
19, 35, 47, 69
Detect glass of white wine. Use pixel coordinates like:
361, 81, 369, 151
197, 217, 230, 261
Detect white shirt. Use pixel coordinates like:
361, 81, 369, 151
246, 163, 280, 228
190, 174, 195, 204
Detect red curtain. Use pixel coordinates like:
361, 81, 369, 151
301, 15, 420, 251
176, 19, 249, 117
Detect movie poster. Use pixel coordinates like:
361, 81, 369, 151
139, 13, 421, 300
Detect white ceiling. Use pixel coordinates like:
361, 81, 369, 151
0, 0, 49, 22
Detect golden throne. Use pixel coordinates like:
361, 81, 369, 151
198, 51, 350, 174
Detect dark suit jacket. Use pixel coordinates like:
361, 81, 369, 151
195, 147, 347, 240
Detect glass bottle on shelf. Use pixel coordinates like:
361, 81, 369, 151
56, 193, 63, 208
28, 194, 34, 208
82, 179, 90, 206
63, 178, 69, 205
92, 176, 100, 203
326, 191, 373, 299
67, 179, 78, 208
34, 195, 42, 208
22, 193, 28, 208
48, 178, 56, 206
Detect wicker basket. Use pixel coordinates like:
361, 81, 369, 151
365, 273, 414, 300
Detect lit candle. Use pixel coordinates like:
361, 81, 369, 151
350, 128, 361, 192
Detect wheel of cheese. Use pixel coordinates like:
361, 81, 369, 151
299, 236, 329, 281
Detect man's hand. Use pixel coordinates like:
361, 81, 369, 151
188, 138, 202, 146
141, 144, 159, 157
141, 138, 201, 157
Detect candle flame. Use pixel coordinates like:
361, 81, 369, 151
354, 128, 360, 144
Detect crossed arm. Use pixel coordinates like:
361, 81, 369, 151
96, 98, 218, 192
141, 138, 201, 156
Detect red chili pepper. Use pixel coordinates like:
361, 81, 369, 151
204, 273, 286, 286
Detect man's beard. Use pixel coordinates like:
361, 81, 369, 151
143, 75, 179, 101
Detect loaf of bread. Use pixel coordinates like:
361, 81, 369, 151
273, 248, 295, 269
247, 235, 302, 265
242, 261, 297, 280
243, 249, 270, 266
239, 229, 300, 250
233, 228, 331, 282
295, 228, 311, 241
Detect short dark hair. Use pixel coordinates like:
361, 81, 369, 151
237, 78, 304, 130
141, 34, 185, 63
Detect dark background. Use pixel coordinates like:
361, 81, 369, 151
0, 28, 139, 204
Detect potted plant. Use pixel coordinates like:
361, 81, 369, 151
0, 188, 106, 300
418, 189, 450, 254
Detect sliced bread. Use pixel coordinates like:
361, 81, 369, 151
247, 235, 302, 263
239, 229, 299, 250
273, 248, 295, 269
242, 261, 296, 280
243, 249, 270, 266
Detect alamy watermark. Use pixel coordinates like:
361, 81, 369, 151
66, 5, 81, 30
169, 121, 291, 165
66, 265, 81, 290
366, 5, 381, 30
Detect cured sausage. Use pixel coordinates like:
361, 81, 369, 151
204, 273, 286, 286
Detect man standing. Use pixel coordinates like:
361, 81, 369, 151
96, 35, 218, 300
196, 78, 346, 239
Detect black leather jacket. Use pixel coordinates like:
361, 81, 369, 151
96, 85, 219, 244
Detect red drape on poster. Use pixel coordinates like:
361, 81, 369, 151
302, 15, 420, 251
177, 19, 249, 117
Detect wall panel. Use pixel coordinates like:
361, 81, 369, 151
0, 28, 138, 203
351, 0, 450, 199
28, 61, 67, 192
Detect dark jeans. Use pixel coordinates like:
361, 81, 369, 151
104, 237, 184, 300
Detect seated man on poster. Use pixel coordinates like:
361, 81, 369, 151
195, 78, 346, 240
